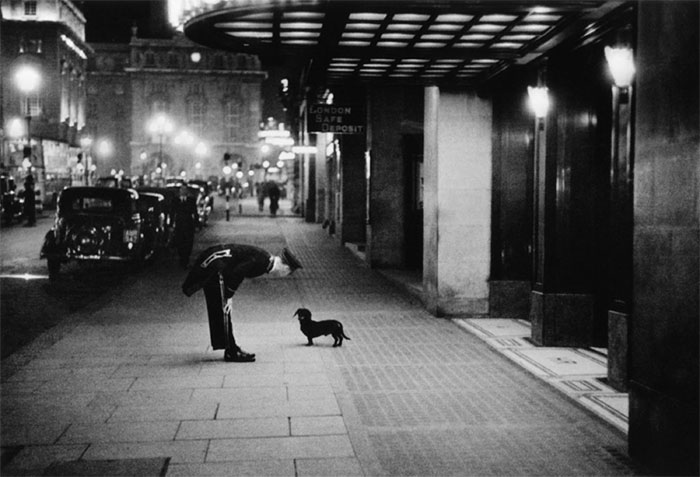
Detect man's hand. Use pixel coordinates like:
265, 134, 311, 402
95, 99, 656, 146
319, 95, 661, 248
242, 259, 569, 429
223, 297, 233, 317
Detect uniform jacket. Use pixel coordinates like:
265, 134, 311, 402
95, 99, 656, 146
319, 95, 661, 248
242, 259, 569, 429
182, 244, 272, 298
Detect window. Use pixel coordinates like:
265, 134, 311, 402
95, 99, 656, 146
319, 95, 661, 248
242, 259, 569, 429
225, 99, 241, 141
23, 95, 41, 117
151, 99, 168, 115
144, 51, 156, 67
24, 1, 37, 16
187, 99, 205, 136
27, 39, 42, 53
167, 52, 179, 68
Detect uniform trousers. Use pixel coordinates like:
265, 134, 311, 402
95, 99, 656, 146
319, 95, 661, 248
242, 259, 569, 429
202, 276, 237, 350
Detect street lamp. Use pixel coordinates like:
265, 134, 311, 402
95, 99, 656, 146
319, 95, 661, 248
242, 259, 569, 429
14, 64, 41, 168
80, 136, 93, 184
605, 44, 636, 384
527, 86, 550, 119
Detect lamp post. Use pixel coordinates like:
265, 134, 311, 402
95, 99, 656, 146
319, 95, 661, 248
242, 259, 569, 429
148, 114, 173, 180
527, 82, 550, 290
15, 65, 41, 151
194, 141, 207, 179
80, 136, 93, 185
604, 43, 635, 391
96, 139, 113, 180
14, 65, 41, 197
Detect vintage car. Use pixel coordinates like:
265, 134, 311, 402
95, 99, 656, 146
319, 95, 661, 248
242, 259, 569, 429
40, 186, 147, 278
96, 175, 133, 189
188, 179, 215, 208
136, 191, 167, 259
136, 186, 179, 240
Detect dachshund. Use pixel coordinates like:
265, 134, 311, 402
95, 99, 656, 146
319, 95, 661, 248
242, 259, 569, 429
294, 308, 350, 347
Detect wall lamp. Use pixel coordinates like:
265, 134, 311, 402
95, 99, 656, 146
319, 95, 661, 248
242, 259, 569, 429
604, 46, 635, 89
527, 86, 550, 119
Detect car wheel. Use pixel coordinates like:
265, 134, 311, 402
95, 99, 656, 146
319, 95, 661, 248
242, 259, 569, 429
48, 259, 61, 280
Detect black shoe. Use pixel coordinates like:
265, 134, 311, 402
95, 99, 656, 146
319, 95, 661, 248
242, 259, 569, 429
224, 349, 256, 362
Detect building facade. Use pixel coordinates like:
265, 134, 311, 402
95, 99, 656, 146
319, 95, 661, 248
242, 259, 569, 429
86, 30, 266, 186
1, 0, 92, 203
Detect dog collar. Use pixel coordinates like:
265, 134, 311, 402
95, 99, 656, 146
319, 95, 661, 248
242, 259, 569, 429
266, 256, 275, 273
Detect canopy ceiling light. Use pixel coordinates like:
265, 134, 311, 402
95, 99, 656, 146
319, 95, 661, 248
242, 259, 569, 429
171, 0, 622, 86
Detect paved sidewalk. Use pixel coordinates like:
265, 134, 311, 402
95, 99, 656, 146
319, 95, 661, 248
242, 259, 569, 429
1, 213, 642, 476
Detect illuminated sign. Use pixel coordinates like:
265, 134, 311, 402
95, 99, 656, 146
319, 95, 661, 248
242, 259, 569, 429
308, 104, 365, 134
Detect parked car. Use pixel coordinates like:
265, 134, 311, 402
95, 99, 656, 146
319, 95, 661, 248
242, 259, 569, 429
136, 186, 179, 242
40, 187, 146, 279
1, 173, 23, 225
188, 179, 215, 209
96, 175, 133, 189
136, 191, 167, 260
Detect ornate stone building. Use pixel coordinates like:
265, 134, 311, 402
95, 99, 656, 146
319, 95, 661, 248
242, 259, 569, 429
1, 0, 91, 202
86, 29, 265, 183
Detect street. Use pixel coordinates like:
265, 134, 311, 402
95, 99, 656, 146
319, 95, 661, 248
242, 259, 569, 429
0, 211, 138, 362
0, 201, 638, 476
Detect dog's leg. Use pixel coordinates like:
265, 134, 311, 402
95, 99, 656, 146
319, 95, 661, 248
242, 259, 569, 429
307, 337, 314, 346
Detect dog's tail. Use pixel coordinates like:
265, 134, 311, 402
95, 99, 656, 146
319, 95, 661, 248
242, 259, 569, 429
342, 332, 351, 340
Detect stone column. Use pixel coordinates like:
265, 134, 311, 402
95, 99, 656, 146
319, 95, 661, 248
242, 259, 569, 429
423, 86, 492, 316
629, 2, 699, 474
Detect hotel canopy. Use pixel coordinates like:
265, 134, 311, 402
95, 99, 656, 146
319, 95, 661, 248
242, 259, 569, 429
168, 0, 626, 87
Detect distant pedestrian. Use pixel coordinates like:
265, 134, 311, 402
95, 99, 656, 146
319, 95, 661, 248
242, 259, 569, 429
23, 171, 36, 226
256, 182, 265, 212
182, 243, 302, 362
172, 184, 198, 268
267, 181, 280, 216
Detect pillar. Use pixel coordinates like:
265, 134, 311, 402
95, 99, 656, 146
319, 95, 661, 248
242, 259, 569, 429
629, 2, 699, 474
367, 85, 422, 268
423, 86, 492, 316
338, 134, 366, 245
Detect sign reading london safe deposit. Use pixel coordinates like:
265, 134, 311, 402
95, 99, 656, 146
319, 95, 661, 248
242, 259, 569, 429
308, 104, 365, 134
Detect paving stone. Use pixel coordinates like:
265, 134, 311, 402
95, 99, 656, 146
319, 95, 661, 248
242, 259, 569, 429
176, 418, 289, 440
191, 386, 287, 404
129, 375, 223, 390
291, 416, 347, 436
217, 399, 340, 419
206, 435, 354, 461
2, 444, 88, 474
295, 457, 364, 476
107, 402, 217, 422
43, 457, 168, 476
58, 421, 179, 444
82, 441, 208, 464
166, 460, 295, 476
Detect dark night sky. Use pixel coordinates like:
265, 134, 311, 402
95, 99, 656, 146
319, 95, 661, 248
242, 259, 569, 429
76, 0, 171, 43
74, 0, 291, 121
